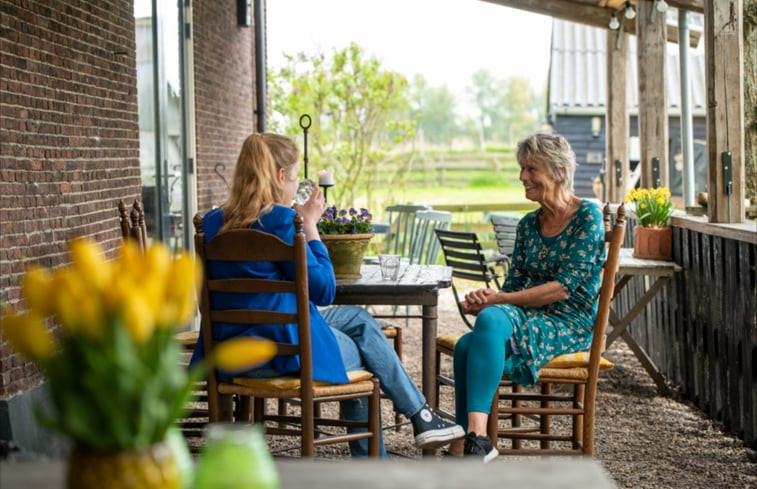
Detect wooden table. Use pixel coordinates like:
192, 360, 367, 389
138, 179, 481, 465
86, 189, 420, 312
608, 248, 682, 394
333, 264, 452, 408
0, 458, 617, 488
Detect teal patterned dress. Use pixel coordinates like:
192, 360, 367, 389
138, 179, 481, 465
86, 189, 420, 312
495, 199, 605, 386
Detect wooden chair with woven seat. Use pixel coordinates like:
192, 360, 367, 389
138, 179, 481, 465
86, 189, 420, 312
486, 203, 626, 456
118, 199, 148, 253
194, 213, 381, 457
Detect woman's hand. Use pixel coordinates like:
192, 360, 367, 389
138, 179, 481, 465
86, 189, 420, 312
293, 183, 326, 240
461, 288, 498, 315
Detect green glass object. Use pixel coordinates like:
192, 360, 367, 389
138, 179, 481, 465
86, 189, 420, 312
194, 424, 279, 489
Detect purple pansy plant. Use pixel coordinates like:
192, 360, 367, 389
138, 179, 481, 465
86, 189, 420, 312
318, 206, 374, 234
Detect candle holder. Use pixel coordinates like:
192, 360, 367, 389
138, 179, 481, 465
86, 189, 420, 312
319, 183, 334, 203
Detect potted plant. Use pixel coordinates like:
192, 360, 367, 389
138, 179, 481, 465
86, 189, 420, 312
625, 186, 675, 260
317, 206, 375, 279
1, 238, 275, 489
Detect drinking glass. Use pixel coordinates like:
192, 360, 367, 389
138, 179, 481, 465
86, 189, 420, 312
294, 179, 314, 205
378, 254, 401, 281
194, 423, 279, 489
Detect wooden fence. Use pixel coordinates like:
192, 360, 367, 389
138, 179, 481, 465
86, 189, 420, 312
613, 216, 757, 448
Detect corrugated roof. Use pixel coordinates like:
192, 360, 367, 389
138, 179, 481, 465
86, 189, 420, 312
548, 19, 706, 117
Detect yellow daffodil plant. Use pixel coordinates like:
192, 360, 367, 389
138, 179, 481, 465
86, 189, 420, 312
1, 238, 275, 452
625, 187, 675, 228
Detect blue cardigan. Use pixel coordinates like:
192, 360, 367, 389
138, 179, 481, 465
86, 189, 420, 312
189, 205, 349, 383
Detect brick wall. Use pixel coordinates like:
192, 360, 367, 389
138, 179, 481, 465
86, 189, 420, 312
0, 0, 141, 398
193, 1, 257, 214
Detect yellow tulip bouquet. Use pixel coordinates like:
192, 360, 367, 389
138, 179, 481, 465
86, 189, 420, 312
1, 238, 275, 452
625, 187, 675, 228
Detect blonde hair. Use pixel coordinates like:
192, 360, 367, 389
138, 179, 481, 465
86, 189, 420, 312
516, 133, 577, 192
220, 133, 299, 233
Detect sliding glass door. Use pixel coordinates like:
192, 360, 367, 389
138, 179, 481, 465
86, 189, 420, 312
134, 0, 192, 250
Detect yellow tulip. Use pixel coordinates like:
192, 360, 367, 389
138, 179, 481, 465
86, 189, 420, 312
69, 237, 112, 292
1, 310, 56, 362
212, 337, 277, 372
122, 293, 155, 343
21, 265, 54, 317
53, 268, 87, 336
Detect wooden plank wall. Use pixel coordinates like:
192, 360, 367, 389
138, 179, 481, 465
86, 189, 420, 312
615, 220, 756, 448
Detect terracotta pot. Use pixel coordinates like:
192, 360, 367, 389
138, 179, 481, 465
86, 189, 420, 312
633, 226, 672, 261
320, 233, 374, 279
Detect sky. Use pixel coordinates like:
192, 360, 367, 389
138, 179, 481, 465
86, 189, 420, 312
266, 0, 553, 115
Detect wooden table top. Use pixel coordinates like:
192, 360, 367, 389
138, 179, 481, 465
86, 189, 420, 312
1, 457, 617, 489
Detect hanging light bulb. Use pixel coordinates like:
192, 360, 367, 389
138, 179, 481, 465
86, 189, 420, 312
624, 1, 636, 20
656, 0, 668, 13
609, 12, 620, 30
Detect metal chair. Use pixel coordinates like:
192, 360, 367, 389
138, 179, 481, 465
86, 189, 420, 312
409, 210, 452, 265
488, 214, 520, 277
194, 213, 381, 457
383, 204, 431, 257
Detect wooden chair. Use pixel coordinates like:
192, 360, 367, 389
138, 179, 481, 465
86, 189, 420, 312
117, 199, 148, 253
487, 204, 626, 456
433, 228, 504, 420
194, 213, 381, 457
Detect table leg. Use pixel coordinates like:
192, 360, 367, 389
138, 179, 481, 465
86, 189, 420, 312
421, 302, 438, 458
421, 303, 439, 408
620, 330, 670, 396
607, 276, 670, 347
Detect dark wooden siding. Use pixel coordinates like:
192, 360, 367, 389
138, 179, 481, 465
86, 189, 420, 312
613, 218, 757, 448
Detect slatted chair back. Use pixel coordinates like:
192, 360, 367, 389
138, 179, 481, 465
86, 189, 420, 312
490, 203, 627, 456
409, 210, 452, 265
384, 204, 431, 257
434, 228, 501, 329
489, 214, 520, 276
194, 213, 381, 457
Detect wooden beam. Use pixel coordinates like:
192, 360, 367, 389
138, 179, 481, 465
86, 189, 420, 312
667, 1, 705, 13
705, 0, 745, 223
637, 0, 669, 189
479, 0, 701, 46
605, 29, 630, 203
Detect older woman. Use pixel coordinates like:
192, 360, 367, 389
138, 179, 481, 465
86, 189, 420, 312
448, 133, 606, 462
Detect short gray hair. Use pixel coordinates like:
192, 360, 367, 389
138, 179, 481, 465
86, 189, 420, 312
516, 133, 577, 192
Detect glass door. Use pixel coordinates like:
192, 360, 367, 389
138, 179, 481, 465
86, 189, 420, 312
134, 0, 192, 250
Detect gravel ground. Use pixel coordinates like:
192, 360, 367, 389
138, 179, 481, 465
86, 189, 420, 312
255, 290, 757, 488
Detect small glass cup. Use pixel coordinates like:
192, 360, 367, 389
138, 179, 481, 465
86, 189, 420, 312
293, 179, 314, 205
378, 254, 401, 281
194, 423, 279, 489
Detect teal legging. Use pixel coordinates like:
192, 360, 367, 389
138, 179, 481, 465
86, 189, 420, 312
453, 306, 515, 430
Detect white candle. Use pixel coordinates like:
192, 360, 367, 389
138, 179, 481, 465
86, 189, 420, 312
318, 169, 334, 186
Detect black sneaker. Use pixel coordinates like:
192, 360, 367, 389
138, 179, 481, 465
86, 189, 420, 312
463, 432, 498, 463
410, 404, 465, 449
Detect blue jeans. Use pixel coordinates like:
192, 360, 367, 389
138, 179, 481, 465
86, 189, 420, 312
321, 306, 426, 458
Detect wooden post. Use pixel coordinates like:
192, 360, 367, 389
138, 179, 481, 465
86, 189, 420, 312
636, 0, 669, 189
606, 28, 629, 203
705, 0, 745, 223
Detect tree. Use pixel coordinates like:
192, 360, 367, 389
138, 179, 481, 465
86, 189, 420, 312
268, 43, 415, 207
469, 70, 506, 145
410, 75, 459, 147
